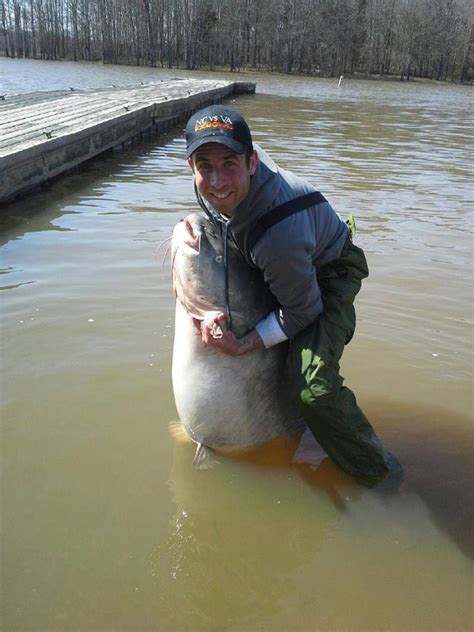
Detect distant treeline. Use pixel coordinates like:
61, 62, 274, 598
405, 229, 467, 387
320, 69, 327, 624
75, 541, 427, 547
1, 0, 473, 82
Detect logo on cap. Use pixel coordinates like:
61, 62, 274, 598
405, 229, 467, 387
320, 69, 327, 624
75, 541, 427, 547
195, 115, 233, 133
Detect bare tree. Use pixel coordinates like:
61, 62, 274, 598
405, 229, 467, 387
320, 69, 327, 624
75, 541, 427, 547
0, 0, 472, 82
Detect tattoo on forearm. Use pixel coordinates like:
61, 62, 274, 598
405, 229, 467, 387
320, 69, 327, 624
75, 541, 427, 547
236, 329, 265, 355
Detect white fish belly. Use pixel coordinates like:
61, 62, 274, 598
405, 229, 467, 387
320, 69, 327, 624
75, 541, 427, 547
172, 301, 303, 449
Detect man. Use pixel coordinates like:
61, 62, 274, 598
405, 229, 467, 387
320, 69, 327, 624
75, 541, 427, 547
185, 104, 391, 486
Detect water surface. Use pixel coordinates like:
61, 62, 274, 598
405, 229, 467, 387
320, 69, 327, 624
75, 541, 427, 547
1, 58, 473, 631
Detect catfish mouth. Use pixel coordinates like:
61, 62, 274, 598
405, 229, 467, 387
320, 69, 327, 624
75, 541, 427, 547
183, 217, 200, 250
172, 213, 222, 320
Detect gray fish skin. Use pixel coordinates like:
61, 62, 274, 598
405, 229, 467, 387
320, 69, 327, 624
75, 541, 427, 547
171, 213, 304, 452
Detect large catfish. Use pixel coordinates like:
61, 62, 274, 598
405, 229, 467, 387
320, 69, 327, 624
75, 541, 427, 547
171, 213, 304, 468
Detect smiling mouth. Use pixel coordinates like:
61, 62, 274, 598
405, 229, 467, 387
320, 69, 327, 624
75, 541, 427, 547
210, 191, 232, 200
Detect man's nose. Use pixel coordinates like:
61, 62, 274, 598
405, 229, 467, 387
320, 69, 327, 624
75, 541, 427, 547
209, 168, 226, 188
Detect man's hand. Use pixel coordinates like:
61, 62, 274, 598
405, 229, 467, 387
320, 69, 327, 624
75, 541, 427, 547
193, 312, 265, 356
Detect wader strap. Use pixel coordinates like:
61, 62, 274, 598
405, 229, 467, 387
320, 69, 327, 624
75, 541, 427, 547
223, 221, 233, 331
249, 190, 327, 250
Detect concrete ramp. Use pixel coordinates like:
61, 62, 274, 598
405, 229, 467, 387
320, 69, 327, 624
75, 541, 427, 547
0, 78, 255, 204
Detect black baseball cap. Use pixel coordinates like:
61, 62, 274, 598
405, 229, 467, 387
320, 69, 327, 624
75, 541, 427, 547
186, 105, 253, 158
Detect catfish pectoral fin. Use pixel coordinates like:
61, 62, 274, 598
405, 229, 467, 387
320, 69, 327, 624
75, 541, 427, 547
168, 420, 193, 445
192, 443, 219, 470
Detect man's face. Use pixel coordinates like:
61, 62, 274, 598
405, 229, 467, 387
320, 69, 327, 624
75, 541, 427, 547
188, 143, 257, 218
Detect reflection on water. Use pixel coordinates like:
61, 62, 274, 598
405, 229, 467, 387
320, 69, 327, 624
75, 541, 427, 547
1, 59, 473, 631
150, 440, 350, 630
150, 398, 472, 631
377, 401, 474, 562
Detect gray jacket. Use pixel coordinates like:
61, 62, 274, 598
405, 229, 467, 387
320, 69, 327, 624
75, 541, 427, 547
197, 145, 349, 347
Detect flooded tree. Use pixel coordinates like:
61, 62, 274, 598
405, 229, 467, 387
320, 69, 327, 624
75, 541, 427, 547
0, 0, 472, 81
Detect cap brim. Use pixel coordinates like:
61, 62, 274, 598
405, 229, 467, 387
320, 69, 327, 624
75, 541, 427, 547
186, 136, 247, 159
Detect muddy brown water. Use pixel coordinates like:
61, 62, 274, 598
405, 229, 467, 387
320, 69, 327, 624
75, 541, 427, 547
1, 58, 473, 631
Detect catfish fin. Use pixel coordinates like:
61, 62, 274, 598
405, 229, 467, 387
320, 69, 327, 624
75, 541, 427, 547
192, 443, 218, 470
168, 420, 193, 445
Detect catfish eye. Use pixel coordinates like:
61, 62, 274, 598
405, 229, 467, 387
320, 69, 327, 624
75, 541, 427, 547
215, 255, 223, 263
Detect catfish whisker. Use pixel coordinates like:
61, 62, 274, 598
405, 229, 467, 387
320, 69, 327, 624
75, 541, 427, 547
155, 236, 173, 272
155, 236, 172, 260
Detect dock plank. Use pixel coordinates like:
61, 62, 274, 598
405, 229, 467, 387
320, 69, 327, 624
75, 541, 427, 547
0, 77, 255, 204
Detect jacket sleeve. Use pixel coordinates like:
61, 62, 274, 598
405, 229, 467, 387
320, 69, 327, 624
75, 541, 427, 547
252, 225, 322, 341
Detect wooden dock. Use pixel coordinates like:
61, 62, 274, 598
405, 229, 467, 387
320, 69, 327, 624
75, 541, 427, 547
0, 78, 255, 204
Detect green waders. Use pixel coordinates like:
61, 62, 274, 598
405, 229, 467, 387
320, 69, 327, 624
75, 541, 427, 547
291, 219, 390, 486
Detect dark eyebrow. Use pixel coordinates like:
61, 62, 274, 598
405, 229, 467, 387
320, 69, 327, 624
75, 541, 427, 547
194, 151, 239, 163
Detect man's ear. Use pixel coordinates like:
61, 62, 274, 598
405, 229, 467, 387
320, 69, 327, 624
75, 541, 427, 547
249, 150, 258, 176
187, 157, 195, 173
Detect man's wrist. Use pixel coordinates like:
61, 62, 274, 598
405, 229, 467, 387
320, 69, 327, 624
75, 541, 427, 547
255, 312, 288, 348
236, 329, 265, 355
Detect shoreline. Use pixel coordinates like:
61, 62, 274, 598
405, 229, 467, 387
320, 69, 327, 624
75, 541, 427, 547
1, 54, 472, 86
